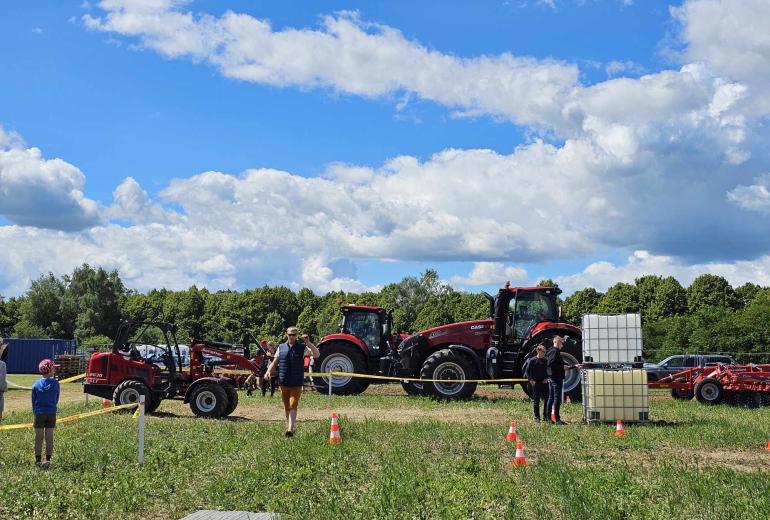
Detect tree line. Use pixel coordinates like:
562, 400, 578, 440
1, 265, 768, 361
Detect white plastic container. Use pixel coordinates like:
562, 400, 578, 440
582, 313, 643, 364
583, 369, 649, 423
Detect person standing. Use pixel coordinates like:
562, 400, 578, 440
266, 327, 320, 437
0, 338, 8, 423
32, 359, 60, 469
522, 344, 549, 422
545, 336, 578, 425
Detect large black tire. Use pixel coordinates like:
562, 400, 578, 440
189, 383, 229, 418
146, 395, 162, 413
113, 380, 151, 411
694, 378, 724, 405
761, 393, 770, 407
315, 341, 370, 395
401, 381, 424, 396
222, 382, 239, 416
420, 349, 478, 399
670, 388, 694, 400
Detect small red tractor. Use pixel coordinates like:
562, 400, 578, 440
314, 286, 583, 400
84, 320, 268, 418
648, 362, 770, 407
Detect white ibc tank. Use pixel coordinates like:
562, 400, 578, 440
583, 369, 649, 423
582, 313, 643, 364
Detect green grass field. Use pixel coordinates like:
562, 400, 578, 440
1, 375, 769, 520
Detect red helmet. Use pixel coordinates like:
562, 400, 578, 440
38, 359, 58, 374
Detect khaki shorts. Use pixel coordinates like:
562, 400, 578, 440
280, 386, 303, 411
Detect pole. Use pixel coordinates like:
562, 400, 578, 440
328, 374, 333, 397
138, 395, 145, 465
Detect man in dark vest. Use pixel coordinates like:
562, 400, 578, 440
545, 335, 579, 424
267, 326, 320, 437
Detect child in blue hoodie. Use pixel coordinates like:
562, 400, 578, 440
32, 359, 60, 469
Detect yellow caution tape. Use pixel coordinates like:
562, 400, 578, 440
59, 373, 87, 384
307, 371, 528, 384
6, 379, 32, 390
0, 403, 138, 432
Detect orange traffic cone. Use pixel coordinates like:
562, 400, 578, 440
328, 413, 341, 445
102, 398, 112, 408
513, 441, 527, 467
615, 419, 626, 437
505, 421, 518, 442
565, 395, 572, 404
766, 438, 769, 450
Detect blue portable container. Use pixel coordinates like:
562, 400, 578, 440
4, 338, 78, 374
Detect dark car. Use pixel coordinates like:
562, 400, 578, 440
644, 354, 735, 381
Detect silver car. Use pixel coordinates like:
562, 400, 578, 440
644, 354, 735, 381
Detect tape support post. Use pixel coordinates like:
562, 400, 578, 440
0, 403, 138, 432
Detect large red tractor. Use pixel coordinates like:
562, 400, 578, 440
84, 320, 267, 418
315, 286, 583, 400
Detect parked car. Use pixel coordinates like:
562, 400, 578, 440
644, 354, 735, 381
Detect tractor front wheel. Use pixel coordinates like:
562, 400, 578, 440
222, 382, 239, 416
113, 380, 151, 411
420, 349, 478, 399
315, 342, 370, 395
670, 388, 694, 400
190, 383, 229, 418
401, 381, 424, 396
694, 378, 724, 405
146, 395, 162, 413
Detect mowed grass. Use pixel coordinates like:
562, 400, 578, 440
1, 375, 769, 520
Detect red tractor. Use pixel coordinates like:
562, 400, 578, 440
84, 320, 267, 418
315, 286, 583, 400
313, 305, 409, 395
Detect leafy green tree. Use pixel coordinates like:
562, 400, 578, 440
536, 279, 559, 289
163, 286, 205, 341
735, 282, 762, 309
595, 283, 640, 314
380, 270, 449, 333
686, 274, 739, 312
562, 288, 602, 324
647, 276, 687, 320
0, 296, 23, 336
259, 311, 286, 341
59, 264, 126, 340
16, 273, 68, 337
412, 292, 488, 331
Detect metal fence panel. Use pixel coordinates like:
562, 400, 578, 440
4, 338, 78, 374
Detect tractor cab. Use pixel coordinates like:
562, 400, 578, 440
339, 305, 394, 356
491, 287, 562, 348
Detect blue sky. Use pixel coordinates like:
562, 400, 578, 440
1, 0, 770, 297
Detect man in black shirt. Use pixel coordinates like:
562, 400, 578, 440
522, 344, 548, 421
545, 336, 578, 424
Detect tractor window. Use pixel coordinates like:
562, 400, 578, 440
346, 312, 382, 353
510, 292, 558, 339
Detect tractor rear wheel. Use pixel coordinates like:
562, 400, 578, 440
315, 342, 370, 395
420, 349, 478, 399
222, 382, 239, 416
670, 388, 694, 400
761, 393, 770, 407
694, 378, 724, 405
401, 381, 423, 396
113, 380, 151, 410
190, 383, 228, 418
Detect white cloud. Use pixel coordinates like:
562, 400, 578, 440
557, 250, 770, 293
0, 127, 101, 231
673, 0, 770, 113
451, 262, 528, 286
727, 174, 770, 213
107, 176, 179, 224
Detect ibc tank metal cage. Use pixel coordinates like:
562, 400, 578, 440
582, 368, 649, 423
582, 314, 644, 365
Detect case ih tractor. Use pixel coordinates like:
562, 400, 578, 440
313, 305, 411, 395
315, 286, 583, 400
84, 320, 267, 418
